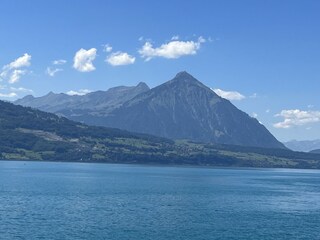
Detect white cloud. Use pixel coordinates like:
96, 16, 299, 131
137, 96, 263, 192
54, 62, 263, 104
6, 53, 31, 70
66, 89, 92, 96
46, 67, 63, 77
273, 109, 320, 129
53, 59, 67, 65
212, 88, 246, 101
1, 53, 32, 84
171, 35, 179, 40
139, 37, 205, 61
198, 36, 206, 43
8, 69, 27, 84
0, 72, 5, 81
73, 48, 97, 72
103, 44, 113, 53
10, 87, 33, 93
106, 52, 135, 66
0, 85, 32, 99
47, 59, 66, 76
252, 112, 258, 118
250, 112, 262, 124
0, 92, 17, 98
266, 109, 270, 113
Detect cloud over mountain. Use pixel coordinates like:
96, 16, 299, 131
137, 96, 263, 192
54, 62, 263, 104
53, 59, 67, 65
0, 53, 32, 84
73, 48, 97, 72
0, 92, 17, 98
274, 109, 320, 128
106, 52, 135, 66
66, 89, 92, 96
6, 53, 31, 69
139, 37, 205, 61
212, 88, 246, 101
46, 67, 63, 77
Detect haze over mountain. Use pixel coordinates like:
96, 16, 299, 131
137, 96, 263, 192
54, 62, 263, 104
15, 82, 149, 116
15, 72, 285, 149
284, 139, 320, 152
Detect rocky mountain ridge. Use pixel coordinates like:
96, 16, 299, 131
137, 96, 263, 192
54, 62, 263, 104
15, 71, 285, 149
284, 139, 320, 152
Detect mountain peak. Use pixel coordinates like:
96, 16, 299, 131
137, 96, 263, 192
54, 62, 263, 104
136, 82, 150, 90
106, 72, 285, 149
169, 71, 202, 86
168, 71, 208, 90
174, 71, 195, 80
13, 72, 285, 149
46, 91, 56, 96
21, 94, 34, 100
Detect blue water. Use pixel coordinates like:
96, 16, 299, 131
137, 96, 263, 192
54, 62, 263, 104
0, 161, 320, 239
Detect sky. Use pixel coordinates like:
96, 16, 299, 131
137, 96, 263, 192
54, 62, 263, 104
0, 0, 319, 142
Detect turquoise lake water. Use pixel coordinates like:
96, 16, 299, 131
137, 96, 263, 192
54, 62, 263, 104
0, 161, 320, 240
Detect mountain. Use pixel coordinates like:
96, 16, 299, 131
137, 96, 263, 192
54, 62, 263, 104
15, 72, 285, 149
102, 72, 285, 149
310, 149, 320, 154
0, 99, 174, 163
284, 139, 320, 152
1, 100, 320, 168
15, 82, 150, 116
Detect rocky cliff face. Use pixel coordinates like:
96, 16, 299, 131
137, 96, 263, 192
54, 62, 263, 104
102, 71, 285, 148
15, 72, 285, 149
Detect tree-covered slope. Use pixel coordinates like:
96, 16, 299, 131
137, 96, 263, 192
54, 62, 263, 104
1, 100, 320, 169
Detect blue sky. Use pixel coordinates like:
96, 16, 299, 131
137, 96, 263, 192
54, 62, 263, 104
0, 0, 319, 141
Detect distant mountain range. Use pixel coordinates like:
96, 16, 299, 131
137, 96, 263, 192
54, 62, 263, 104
15, 71, 285, 149
16, 81, 150, 116
310, 149, 320, 154
2, 100, 320, 168
284, 139, 320, 152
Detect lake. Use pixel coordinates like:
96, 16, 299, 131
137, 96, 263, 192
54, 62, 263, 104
0, 161, 320, 240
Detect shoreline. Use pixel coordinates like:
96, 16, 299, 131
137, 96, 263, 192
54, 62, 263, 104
1, 158, 320, 172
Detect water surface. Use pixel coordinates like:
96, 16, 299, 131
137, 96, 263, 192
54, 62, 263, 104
0, 161, 320, 239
